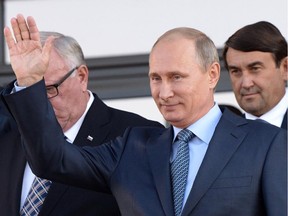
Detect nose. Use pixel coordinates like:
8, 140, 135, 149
241, 73, 254, 89
159, 82, 174, 101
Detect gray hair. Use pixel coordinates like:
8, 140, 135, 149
40, 31, 86, 68
151, 27, 219, 71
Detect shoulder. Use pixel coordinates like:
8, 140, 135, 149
121, 126, 167, 140
91, 93, 163, 128
112, 108, 162, 126
221, 108, 286, 140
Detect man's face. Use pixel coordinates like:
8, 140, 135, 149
149, 37, 219, 128
44, 48, 89, 132
226, 48, 287, 116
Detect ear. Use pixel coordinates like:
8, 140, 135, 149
208, 62, 221, 89
77, 65, 89, 91
280, 56, 288, 81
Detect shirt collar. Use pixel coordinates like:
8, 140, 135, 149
245, 90, 288, 127
173, 103, 222, 145
64, 90, 94, 143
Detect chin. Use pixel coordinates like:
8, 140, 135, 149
164, 115, 182, 125
243, 105, 261, 114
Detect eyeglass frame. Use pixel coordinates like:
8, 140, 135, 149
45, 66, 78, 99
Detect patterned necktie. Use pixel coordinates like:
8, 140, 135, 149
171, 129, 194, 216
20, 176, 52, 216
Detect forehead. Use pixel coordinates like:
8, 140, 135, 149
149, 38, 197, 71
45, 49, 70, 82
226, 48, 275, 66
47, 49, 68, 72
151, 36, 195, 54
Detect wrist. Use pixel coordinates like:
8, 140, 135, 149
17, 76, 43, 87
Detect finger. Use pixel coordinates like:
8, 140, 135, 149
11, 17, 22, 42
27, 16, 40, 42
16, 14, 30, 40
3, 26, 16, 50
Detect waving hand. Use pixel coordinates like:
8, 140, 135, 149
4, 14, 53, 86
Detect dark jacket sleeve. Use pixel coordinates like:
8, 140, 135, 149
2, 80, 120, 191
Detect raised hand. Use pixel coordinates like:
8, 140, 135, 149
4, 14, 53, 86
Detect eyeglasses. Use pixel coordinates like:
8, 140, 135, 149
46, 67, 78, 99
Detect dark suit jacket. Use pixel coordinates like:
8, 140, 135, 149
2, 80, 287, 216
0, 81, 163, 216
281, 110, 287, 129
0, 95, 23, 215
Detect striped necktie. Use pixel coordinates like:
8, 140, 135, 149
171, 129, 194, 216
20, 176, 51, 216
20, 135, 67, 215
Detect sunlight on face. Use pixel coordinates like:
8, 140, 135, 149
226, 49, 287, 116
149, 38, 216, 128
44, 49, 89, 131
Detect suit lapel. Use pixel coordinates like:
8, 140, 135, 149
74, 94, 112, 147
281, 110, 287, 129
146, 127, 175, 216
182, 110, 248, 215
39, 183, 68, 216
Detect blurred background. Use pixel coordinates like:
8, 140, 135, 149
0, 0, 287, 124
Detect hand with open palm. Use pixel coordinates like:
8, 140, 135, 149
4, 14, 53, 86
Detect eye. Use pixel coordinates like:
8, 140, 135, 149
229, 68, 241, 76
251, 66, 261, 71
46, 86, 56, 94
150, 75, 161, 82
173, 74, 182, 80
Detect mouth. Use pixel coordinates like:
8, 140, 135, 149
161, 102, 177, 107
241, 92, 258, 99
160, 103, 179, 110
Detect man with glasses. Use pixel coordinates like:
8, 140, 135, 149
0, 29, 163, 216
45, 66, 78, 99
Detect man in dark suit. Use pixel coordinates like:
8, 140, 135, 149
2, 15, 286, 216
0, 29, 163, 215
223, 21, 287, 129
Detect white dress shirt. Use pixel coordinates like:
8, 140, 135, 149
171, 103, 222, 210
245, 90, 288, 127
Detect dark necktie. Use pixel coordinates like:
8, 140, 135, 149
20, 176, 51, 216
171, 129, 194, 216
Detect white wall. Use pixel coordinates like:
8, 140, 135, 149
3, 0, 287, 122
4, 0, 287, 59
